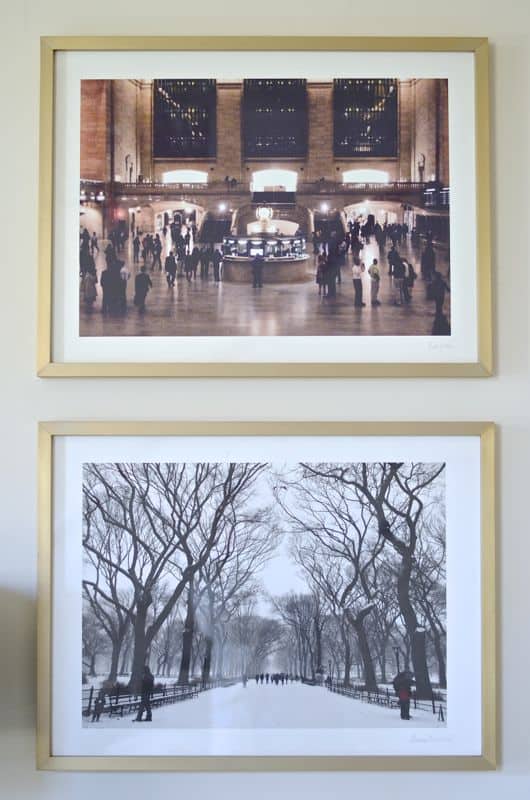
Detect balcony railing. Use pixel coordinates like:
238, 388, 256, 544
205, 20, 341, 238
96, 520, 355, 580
111, 179, 429, 195
83, 179, 447, 208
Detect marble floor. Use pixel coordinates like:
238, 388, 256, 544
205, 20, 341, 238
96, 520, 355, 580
80, 237, 450, 338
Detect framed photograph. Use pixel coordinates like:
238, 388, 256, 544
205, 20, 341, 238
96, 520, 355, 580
38, 36, 492, 378
38, 421, 496, 770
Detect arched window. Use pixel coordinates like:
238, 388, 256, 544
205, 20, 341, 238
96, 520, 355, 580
251, 169, 298, 192
162, 170, 208, 185
342, 169, 390, 184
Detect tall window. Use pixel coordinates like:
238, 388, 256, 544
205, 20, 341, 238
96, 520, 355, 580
153, 80, 217, 158
333, 79, 398, 158
243, 79, 308, 158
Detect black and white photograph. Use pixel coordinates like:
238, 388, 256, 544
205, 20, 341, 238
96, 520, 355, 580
81, 460, 447, 731
41, 424, 491, 766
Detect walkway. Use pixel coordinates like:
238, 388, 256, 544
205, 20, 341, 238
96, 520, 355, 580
84, 681, 446, 729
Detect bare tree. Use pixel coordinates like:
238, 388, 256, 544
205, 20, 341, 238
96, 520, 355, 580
83, 462, 266, 690
296, 462, 445, 698
82, 609, 108, 678
276, 471, 384, 690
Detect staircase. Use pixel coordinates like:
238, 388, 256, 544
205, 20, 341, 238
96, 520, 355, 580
313, 212, 346, 241
198, 214, 232, 244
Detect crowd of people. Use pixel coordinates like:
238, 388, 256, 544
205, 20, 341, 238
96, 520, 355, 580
312, 215, 451, 333
254, 672, 296, 685
80, 211, 450, 334
80, 223, 224, 315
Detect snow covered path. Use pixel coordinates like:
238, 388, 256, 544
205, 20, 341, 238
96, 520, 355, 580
87, 681, 445, 729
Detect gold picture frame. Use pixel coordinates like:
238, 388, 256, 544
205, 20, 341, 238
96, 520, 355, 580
37, 420, 497, 770
38, 36, 492, 378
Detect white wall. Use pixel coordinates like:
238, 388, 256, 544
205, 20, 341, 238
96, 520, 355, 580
1, 1, 529, 798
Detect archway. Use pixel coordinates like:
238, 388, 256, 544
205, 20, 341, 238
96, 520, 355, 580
162, 169, 208, 185
251, 169, 298, 192
342, 169, 390, 184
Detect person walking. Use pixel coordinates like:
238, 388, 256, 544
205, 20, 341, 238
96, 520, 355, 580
191, 246, 200, 280
90, 232, 99, 256
133, 266, 152, 313
184, 252, 193, 282
165, 251, 177, 287
387, 243, 401, 277
316, 253, 327, 297
134, 666, 154, 722
392, 258, 406, 305
352, 256, 366, 307
393, 672, 414, 721
91, 689, 106, 722
367, 258, 381, 306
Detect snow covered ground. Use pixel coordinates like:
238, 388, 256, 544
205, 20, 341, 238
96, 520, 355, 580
84, 680, 446, 729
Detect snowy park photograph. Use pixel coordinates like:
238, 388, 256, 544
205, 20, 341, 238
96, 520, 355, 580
81, 460, 447, 733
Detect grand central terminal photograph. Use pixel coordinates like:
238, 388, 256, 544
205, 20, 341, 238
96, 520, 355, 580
79, 76, 451, 338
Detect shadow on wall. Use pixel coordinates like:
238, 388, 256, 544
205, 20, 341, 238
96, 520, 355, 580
0, 587, 36, 732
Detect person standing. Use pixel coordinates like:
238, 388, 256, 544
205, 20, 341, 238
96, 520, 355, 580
352, 256, 366, 307
212, 248, 223, 282
90, 232, 99, 256
119, 261, 130, 312
133, 234, 141, 264
135, 666, 154, 722
133, 266, 152, 313
191, 246, 200, 280
252, 254, 264, 289
81, 269, 98, 310
421, 242, 436, 282
430, 271, 450, 316
367, 258, 381, 306
152, 234, 162, 271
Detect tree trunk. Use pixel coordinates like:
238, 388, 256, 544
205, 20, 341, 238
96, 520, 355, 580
178, 583, 195, 684
432, 625, 447, 689
353, 619, 378, 691
397, 557, 432, 698
379, 643, 387, 684
343, 639, 352, 687
128, 600, 151, 693
314, 618, 323, 674
202, 636, 213, 685
107, 634, 123, 684
89, 653, 97, 677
